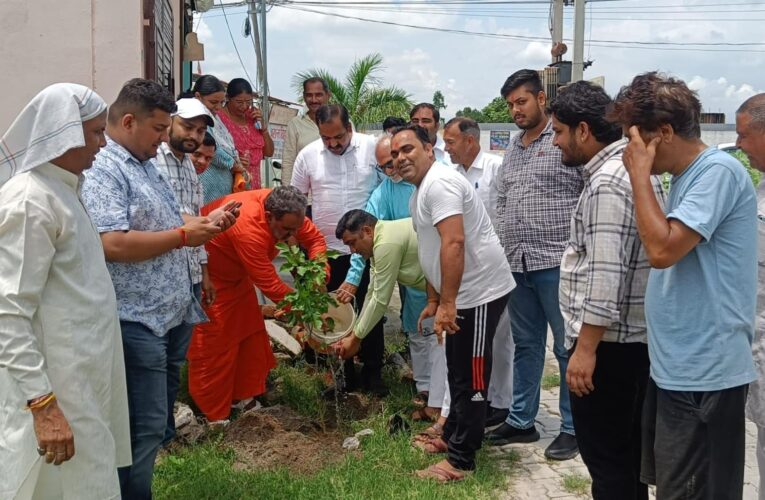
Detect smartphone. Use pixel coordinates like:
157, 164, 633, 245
226, 201, 243, 212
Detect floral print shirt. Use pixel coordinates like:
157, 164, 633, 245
81, 138, 207, 336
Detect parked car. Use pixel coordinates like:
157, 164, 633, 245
717, 142, 739, 153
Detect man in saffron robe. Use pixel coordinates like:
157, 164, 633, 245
189, 186, 327, 422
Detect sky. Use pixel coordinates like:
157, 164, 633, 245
192, 0, 765, 123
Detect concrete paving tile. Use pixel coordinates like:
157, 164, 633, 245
496, 341, 761, 499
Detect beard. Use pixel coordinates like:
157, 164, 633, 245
561, 138, 586, 167
169, 135, 199, 154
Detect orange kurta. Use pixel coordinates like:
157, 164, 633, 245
188, 189, 327, 420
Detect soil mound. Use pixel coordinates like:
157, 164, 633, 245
223, 405, 345, 475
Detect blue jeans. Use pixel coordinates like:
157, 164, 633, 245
506, 266, 574, 435
163, 284, 201, 445
118, 316, 194, 499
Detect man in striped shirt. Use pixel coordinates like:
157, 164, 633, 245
553, 81, 664, 500
152, 97, 218, 444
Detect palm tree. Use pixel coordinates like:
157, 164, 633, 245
291, 53, 413, 130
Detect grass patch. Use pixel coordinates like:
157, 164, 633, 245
561, 472, 591, 496
384, 330, 409, 359
154, 362, 515, 499
154, 427, 511, 499
541, 373, 560, 391
271, 361, 328, 422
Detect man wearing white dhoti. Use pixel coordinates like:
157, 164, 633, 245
0, 83, 131, 500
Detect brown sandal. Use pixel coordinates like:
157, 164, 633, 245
415, 461, 472, 483
411, 406, 439, 422
411, 422, 443, 447
413, 436, 448, 454
412, 391, 429, 408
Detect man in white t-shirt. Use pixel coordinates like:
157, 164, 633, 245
443, 116, 513, 429
391, 124, 515, 481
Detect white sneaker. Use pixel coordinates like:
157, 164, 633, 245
231, 398, 262, 412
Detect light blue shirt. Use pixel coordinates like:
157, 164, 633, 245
344, 176, 426, 332
346, 177, 415, 286
81, 139, 207, 336
646, 147, 757, 391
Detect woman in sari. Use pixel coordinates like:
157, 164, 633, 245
218, 78, 274, 189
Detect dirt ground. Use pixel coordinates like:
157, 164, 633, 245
223, 405, 348, 475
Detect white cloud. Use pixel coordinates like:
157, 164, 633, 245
688, 76, 706, 91
518, 42, 551, 64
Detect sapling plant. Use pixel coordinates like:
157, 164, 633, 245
276, 243, 348, 423
275, 243, 340, 350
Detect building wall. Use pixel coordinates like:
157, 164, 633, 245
0, 0, 186, 132
369, 123, 737, 155
473, 123, 738, 155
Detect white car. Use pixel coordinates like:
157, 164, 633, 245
717, 142, 739, 153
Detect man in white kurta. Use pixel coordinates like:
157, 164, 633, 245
0, 84, 130, 500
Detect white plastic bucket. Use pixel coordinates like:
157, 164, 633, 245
305, 292, 356, 351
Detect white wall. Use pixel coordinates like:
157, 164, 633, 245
0, 0, 143, 131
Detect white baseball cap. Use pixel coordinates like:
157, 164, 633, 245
173, 98, 215, 127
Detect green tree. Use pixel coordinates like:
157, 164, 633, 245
432, 90, 447, 112
455, 107, 485, 122
481, 96, 513, 123
731, 149, 762, 186
291, 53, 413, 130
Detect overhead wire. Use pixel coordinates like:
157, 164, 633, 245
200, 1, 765, 54
271, 1, 765, 21
273, 3, 765, 50
207, 1, 765, 18
219, 1, 255, 83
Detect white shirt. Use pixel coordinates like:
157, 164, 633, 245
410, 162, 515, 309
455, 150, 502, 229
434, 135, 455, 167
0, 163, 130, 499
747, 181, 765, 426
291, 132, 382, 252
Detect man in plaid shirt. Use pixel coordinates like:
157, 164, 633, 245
153, 98, 217, 442
553, 81, 665, 499
486, 69, 583, 461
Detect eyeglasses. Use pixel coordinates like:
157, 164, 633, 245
376, 161, 394, 173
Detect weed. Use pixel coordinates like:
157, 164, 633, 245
541, 373, 560, 391
561, 472, 591, 496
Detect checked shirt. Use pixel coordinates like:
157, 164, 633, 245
496, 119, 584, 272
559, 138, 666, 348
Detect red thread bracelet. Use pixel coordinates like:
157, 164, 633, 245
176, 227, 187, 249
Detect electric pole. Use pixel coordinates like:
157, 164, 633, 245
551, 0, 564, 64
572, 0, 586, 81
248, 0, 273, 186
